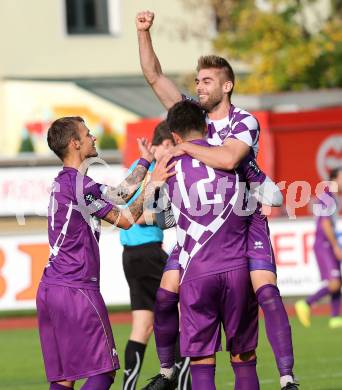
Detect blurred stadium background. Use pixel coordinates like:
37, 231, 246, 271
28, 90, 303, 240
0, 0, 341, 389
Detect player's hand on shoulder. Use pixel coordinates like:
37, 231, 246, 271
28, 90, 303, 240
171, 143, 187, 157
137, 137, 154, 163
150, 153, 177, 184
136, 11, 154, 31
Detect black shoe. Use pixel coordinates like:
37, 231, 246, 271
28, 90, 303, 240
281, 382, 299, 390
141, 370, 178, 390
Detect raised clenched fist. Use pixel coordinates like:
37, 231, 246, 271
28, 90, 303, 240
136, 11, 155, 31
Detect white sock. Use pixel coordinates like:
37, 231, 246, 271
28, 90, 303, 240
160, 366, 175, 379
280, 375, 294, 388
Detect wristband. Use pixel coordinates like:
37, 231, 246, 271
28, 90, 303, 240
137, 158, 151, 169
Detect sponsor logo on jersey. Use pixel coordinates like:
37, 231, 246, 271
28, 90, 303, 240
254, 240, 264, 249
85, 193, 104, 211
248, 160, 261, 174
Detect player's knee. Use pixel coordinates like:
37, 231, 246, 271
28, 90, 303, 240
131, 319, 154, 342
142, 322, 154, 338
230, 350, 256, 363
250, 270, 277, 293
160, 271, 180, 293
191, 355, 215, 365
107, 370, 116, 379
328, 279, 342, 293
52, 380, 75, 388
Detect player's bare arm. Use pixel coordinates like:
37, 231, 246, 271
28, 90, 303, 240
321, 218, 342, 261
174, 138, 249, 170
136, 11, 182, 109
133, 211, 155, 225
105, 165, 147, 205
105, 138, 154, 205
104, 154, 176, 229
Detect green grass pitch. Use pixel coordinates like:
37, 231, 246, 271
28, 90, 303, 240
1, 316, 341, 389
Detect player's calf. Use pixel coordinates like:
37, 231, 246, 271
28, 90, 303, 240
255, 282, 295, 388
190, 355, 216, 390
154, 287, 179, 370
231, 350, 259, 390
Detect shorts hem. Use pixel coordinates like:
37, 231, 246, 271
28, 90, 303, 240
181, 347, 221, 358
230, 343, 258, 356
47, 365, 120, 382
181, 263, 248, 285
40, 280, 100, 291
131, 306, 154, 312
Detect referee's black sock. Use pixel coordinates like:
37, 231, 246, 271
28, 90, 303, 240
123, 339, 146, 390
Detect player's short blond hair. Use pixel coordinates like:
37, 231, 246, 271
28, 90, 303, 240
197, 55, 235, 97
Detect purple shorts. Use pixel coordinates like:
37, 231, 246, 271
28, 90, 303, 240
247, 208, 276, 274
36, 283, 120, 382
314, 242, 341, 281
179, 267, 258, 357
163, 245, 181, 272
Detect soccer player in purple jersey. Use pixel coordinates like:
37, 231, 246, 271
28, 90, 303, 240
295, 167, 342, 329
36, 116, 175, 390
136, 11, 297, 390
165, 100, 259, 390
120, 122, 191, 390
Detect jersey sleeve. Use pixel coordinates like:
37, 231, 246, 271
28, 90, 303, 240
239, 156, 266, 184
226, 111, 259, 147
83, 176, 113, 219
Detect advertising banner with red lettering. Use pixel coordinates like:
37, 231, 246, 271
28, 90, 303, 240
1, 219, 341, 310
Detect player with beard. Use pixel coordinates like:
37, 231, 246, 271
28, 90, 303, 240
161, 99, 260, 390
136, 11, 297, 390
120, 121, 191, 390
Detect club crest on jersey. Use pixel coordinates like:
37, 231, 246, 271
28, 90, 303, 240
218, 128, 229, 139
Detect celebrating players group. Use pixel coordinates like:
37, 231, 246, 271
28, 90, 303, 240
35, 10, 302, 390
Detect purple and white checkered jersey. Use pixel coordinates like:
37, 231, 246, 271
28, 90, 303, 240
164, 139, 249, 284
206, 105, 260, 158
42, 167, 113, 290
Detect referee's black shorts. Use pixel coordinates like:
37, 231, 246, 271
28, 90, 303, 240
122, 242, 168, 311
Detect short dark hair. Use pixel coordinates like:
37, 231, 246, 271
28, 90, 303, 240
330, 167, 342, 180
151, 120, 174, 146
47, 116, 84, 160
167, 100, 207, 138
197, 55, 235, 98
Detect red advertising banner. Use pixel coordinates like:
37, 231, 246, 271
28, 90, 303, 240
256, 107, 342, 216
